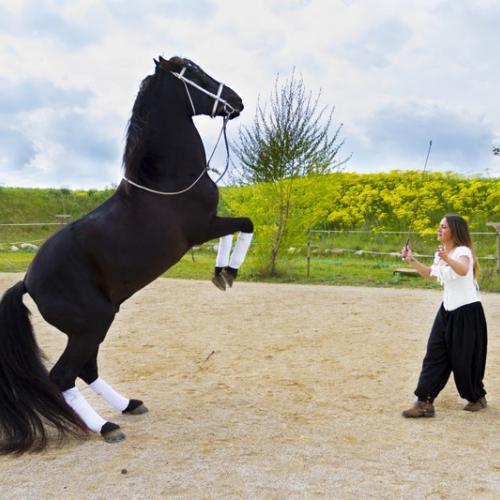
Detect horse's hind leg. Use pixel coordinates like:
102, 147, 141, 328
79, 351, 149, 415
48, 303, 126, 443
50, 335, 124, 443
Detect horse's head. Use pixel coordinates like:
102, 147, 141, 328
155, 56, 243, 119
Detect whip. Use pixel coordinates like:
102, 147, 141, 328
403, 140, 433, 257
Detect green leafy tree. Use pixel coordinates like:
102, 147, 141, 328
233, 69, 350, 275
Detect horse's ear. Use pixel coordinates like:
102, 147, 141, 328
154, 58, 159, 67
157, 55, 173, 71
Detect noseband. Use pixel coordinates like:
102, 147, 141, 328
172, 67, 238, 118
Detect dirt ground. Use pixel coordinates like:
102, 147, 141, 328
0, 272, 499, 499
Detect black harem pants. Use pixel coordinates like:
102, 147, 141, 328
414, 301, 487, 403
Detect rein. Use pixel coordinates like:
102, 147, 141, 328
122, 67, 234, 196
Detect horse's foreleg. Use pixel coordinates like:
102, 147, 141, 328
205, 216, 254, 240
211, 234, 234, 290
215, 234, 234, 269
206, 217, 254, 290
227, 232, 254, 269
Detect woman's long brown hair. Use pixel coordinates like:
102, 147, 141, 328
445, 214, 479, 278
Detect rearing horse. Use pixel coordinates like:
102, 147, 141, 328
0, 55, 253, 454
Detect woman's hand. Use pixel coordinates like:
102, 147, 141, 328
437, 245, 449, 262
401, 245, 432, 278
401, 245, 413, 262
438, 245, 469, 276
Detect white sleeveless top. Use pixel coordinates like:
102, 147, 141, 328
430, 245, 479, 311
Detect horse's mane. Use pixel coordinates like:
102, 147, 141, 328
123, 74, 156, 179
122, 57, 195, 180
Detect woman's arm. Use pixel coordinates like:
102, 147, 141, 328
437, 246, 469, 276
401, 246, 435, 279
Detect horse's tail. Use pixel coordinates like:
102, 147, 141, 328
0, 281, 88, 455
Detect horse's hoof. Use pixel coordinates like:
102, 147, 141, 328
101, 422, 126, 443
221, 268, 236, 288
103, 429, 126, 443
123, 399, 149, 415
211, 273, 226, 291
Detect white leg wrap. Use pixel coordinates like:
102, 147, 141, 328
63, 386, 107, 433
89, 377, 129, 412
229, 232, 253, 269
216, 234, 234, 268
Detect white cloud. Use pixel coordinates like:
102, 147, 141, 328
0, 0, 499, 188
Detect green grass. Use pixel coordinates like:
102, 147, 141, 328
3, 249, 498, 293
0, 252, 35, 272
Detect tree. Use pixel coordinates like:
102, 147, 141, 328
233, 69, 350, 275
493, 147, 500, 156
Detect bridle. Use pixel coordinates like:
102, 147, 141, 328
122, 66, 236, 196
172, 66, 238, 118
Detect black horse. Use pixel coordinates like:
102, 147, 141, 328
0, 56, 253, 454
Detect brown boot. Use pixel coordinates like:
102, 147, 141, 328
402, 400, 435, 418
463, 396, 487, 412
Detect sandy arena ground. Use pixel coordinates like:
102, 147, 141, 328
0, 272, 499, 499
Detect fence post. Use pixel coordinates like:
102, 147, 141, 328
306, 239, 311, 278
496, 228, 499, 273
487, 222, 500, 272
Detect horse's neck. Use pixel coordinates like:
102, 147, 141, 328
125, 76, 209, 185
130, 116, 206, 184
161, 119, 206, 173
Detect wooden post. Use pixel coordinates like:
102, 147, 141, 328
306, 239, 311, 278
487, 222, 500, 273
496, 229, 499, 273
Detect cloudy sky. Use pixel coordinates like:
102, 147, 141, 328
1, 0, 499, 188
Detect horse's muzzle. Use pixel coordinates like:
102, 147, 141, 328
227, 101, 243, 119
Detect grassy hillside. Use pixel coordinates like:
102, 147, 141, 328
0, 187, 114, 247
